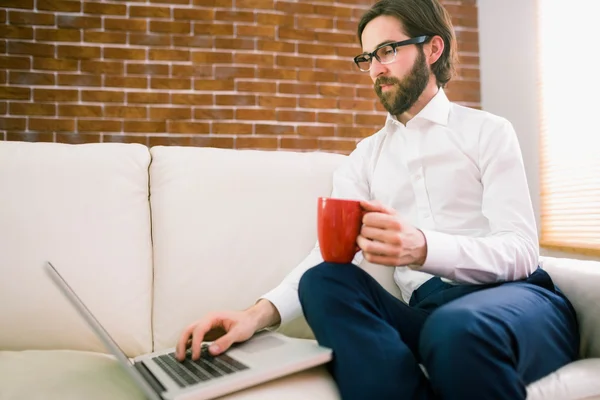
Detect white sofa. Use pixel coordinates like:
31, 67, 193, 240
0, 141, 599, 400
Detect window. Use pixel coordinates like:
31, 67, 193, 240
537, 0, 600, 255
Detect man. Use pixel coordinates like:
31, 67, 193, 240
177, 0, 579, 398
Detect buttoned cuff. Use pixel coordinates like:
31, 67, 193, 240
413, 229, 460, 278
259, 285, 303, 330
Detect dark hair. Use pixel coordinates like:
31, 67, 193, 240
357, 0, 457, 87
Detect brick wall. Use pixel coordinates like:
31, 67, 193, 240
0, 0, 480, 154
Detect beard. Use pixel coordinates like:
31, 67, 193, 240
374, 48, 430, 117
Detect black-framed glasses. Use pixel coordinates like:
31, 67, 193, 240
353, 35, 430, 72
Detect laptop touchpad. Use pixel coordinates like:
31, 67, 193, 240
237, 335, 286, 354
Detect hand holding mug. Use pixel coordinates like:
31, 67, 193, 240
357, 200, 428, 267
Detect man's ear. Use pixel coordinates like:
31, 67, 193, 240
427, 35, 444, 65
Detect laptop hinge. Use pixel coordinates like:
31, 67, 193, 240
133, 361, 167, 396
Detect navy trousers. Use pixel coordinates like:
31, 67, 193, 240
298, 263, 579, 400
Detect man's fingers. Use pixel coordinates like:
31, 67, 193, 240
176, 324, 197, 361
362, 212, 402, 230
208, 331, 238, 356
360, 200, 395, 215
190, 317, 220, 360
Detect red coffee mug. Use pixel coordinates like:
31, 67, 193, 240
317, 197, 364, 264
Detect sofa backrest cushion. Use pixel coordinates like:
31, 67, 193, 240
149, 147, 346, 350
541, 256, 600, 359
0, 142, 153, 357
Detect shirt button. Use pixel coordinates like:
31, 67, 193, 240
414, 173, 423, 181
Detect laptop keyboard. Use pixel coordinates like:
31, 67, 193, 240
153, 345, 249, 388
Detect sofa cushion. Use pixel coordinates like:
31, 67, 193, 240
540, 256, 600, 359
0, 142, 153, 357
526, 358, 600, 400
0, 350, 146, 400
149, 147, 345, 349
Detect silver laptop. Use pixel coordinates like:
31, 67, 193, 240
45, 262, 332, 400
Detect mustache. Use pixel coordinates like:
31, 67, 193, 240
375, 76, 401, 89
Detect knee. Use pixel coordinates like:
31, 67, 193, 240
298, 262, 362, 304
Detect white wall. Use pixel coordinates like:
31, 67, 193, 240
477, 0, 597, 261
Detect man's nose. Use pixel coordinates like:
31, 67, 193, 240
369, 58, 387, 81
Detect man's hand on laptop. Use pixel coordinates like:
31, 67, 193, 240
176, 299, 281, 361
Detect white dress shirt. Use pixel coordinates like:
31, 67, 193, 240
261, 89, 539, 326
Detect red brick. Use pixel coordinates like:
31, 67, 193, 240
10, 11, 55, 26
236, 0, 273, 9
297, 16, 334, 30
78, 120, 122, 132
338, 72, 372, 85
7, 132, 54, 142
195, 80, 234, 91
337, 45, 362, 58
33, 57, 78, 71
278, 28, 315, 41
105, 18, 147, 31
9, 41, 54, 57
237, 25, 275, 38
9, 71, 55, 86
237, 81, 276, 93
299, 98, 338, 109
279, 83, 318, 95
215, 67, 255, 79
105, 76, 148, 89
150, 21, 190, 34
275, 2, 314, 14
213, 123, 253, 135
192, 0, 232, 6
314, 5, 353, 18
37, 0, 80, 12
0, 87, 27, 100
171, 94, 212, 105
57, 15, 100, 29
127, 63, 168, 75
84, 31, 127, 44
195, 108, 234, 120
84, 2, 126, 15
256, 13, 294, 26
81, 60, 124, 75
149, 107, 192, 120
318, 112, 353, 124
172, 36, 213, 48
151, 78, 191, 90
130, 5, 170, 18
169, 65, 210, 79
104, 47, 146, 60
58, 45, 101, 59
336, 19, 357, 32
193, 52, 233, 64
298, 43, 336, 56
29, 118, 75, 132
357, 87, 377, 98
215, 95, 256, 106
215, 38, 254, 50
339, 99, 375, 111
56, 133, 101, 144
34, 89, 78, 102
167, 122, 210, 134
104, 106, 147, 119
316, 58, 355, 71
0, 56, 30, 69
337, 126, 375, 138
0, 26, 33, 40
173, 8, 216, 20
298, 125, 335, 137
257, 40, 295, 53
258, 95, 296, 108
82, 90, 124, 103
355, 113, 386, 125
127, 92, 170, 104
129, 33, 171, 47
319, 138, 357, 152
215, 10, 254, 22
0, 118, 26, 130
277, 111, 315, 122
298, 70, 337, 83
237, 136, 278, 149
149, 49, 189, 61
236, 109, 276, 120
104, 135, 148, 145
280, 137, 318, 150
3, 0, 34, 9
124, 121, 166, 133
276, 55, 312, 68
59, 105, 102, 117
319, 84, 355, 97
252, 125, 295, 138
35, 28, 80, 42
194, 23, 234, 36
10, 103, 55, 116
58, 74, 102, 87
257, 68, 296, 80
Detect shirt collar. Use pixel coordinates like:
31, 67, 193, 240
384, 88, 450, 128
